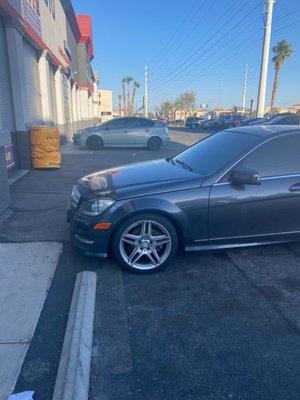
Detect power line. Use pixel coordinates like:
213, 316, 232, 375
150, 0, 247, 79
147, 0, 202, 67
149, 19, 299, 104
150, 8, 300, 97
150, 0, 216, 74
151, 5, 299, 81
150, 2, 262, 92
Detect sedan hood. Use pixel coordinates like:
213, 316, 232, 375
77, 159, 203, 200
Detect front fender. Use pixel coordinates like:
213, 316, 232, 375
107, 196, 193, 243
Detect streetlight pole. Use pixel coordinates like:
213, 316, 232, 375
242, 64, 248, 115
144, 66, 148, 118
217, 76, 222, 114
256, 0, 275, 117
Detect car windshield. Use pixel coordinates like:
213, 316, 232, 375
173, 131, 261, 175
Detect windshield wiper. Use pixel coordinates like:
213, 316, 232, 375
174, 159, 193, 172
166, 156, 175, 165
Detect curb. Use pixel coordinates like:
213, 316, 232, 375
52, 271, 97, 400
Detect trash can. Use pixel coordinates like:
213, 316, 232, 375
30, 126, 61, 169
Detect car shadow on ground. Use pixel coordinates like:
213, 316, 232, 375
89, 244, 300, 400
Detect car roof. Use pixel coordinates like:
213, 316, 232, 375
227, 125, 300, 138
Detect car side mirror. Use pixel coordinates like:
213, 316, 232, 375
230, 167, 261, 186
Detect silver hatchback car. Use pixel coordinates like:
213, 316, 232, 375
73, 117, 170, 151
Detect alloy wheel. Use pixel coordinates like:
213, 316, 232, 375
119, 220, 172, 271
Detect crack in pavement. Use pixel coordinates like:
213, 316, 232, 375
224, 251, 300, 336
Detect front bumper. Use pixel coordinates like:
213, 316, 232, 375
73, 133, 85, 146
67, 206, 111, 257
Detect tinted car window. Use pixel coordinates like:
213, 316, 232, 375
239, 133, 300, 177
126, 118, 144, 128
141, 119, 155, 127
174, 131, 261, 175
106, 118, 126, 129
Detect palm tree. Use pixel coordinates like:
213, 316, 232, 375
270, 40, 293, 113
118, 94, 123, 116
125, 76, 134, 116
121, 78, 127, 116
131, 81, 140, 116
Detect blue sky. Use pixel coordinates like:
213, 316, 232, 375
72, 0, 300, 111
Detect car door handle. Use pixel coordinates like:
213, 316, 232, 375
289, 183, 300, 192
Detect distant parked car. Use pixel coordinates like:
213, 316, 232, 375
73, 117, 170, 151
187, 117, 204, 129
185, 117, 199, 128
241, 117, 261, 126
248, 117, 272, 125
262, 114, 300, 125
203, 119, 217, 130
217, 115, 246, 129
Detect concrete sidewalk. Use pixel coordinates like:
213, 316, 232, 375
0, 242, 62, 400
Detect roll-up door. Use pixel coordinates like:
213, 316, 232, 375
0, 17, 15, 132
23, 40, 42, 125
0, 17, 16, 170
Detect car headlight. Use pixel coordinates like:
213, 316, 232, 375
79, 198, 115, 216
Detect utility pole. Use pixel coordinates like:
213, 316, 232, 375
217, 76, 222, 114
144, 66, 148, 118
256, 0, 275, 117
242, 64, 248, 115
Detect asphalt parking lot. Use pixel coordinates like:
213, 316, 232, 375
89, 246, 300, 400
4, 128, 300, 399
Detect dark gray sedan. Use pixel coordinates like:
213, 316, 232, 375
73, 117, 170, 151
68, 125, 300, 273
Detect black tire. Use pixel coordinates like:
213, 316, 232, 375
147, 136, 162, 151
112, 213, 178, 274
86, 136, 103, 150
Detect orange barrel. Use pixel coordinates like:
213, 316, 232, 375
30, 126, 61, 168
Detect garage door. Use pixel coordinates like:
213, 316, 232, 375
23, 39, 42, 126
0, 17, 16, 170
0, 17, 15, 132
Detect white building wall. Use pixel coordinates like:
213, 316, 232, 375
79, 89, 89, 120
54, 68, 64, 125
38, 52, 52, 124
71, 84, 78, 122
76, 87, 81, 121
92, 82, 99, 119
39, 0, 69, 69
3, 0, 98, 141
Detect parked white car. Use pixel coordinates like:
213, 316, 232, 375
73, 117, 170, 151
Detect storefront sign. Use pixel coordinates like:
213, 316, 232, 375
22, 0, 42, 36
4, 144, 15, 169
